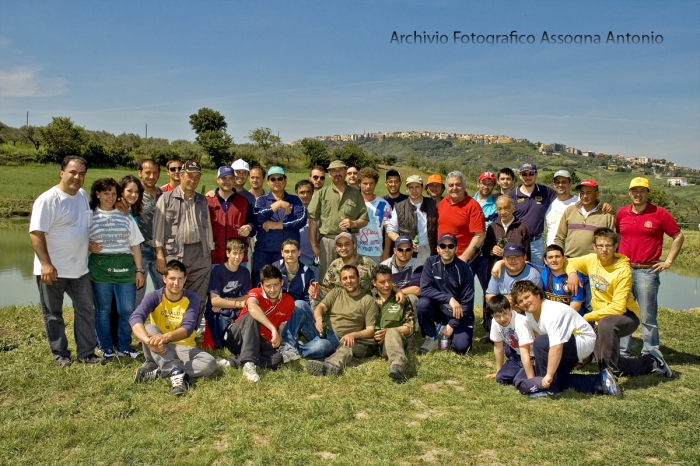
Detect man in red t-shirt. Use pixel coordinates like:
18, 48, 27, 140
217, 265, 295, 382
437, 171, 486, 263
615, 177, 684, 358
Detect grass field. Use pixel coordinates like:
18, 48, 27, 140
1, 304, 698, 465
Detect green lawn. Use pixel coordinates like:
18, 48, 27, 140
1, 304, 698, 465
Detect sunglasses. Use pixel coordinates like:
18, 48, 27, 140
396, 247, 412, 253
269, 177, 285, 182
168, 166, 182, 172
438, 243, 456, 250
520, 172, 536, 177
312, 175, 325, 180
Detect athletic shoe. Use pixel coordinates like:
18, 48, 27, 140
54, 356, 71, 368
649, 348, 674, 378
216, 357, 231, 371
529, 391, 550, 399
79, 354, 106, 365
134, 362, 160, 383
102, 349, 116, 360
324, 362, 342, 377
601, 367, 623, 398
306, 360, 325, 376
280, 343, 301, 363
418, 338, 439, 355
169, 369, 190, 396
388, 364, 405, 380
243, 362, 260, 382
117, 347, 142, 359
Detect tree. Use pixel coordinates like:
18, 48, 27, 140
20, 125, 41, 150
37, 116, 87, 164
330, 142, 377, 170
302, 138, 330, 169
247, 127, 281, 163
189, 108, 233, 167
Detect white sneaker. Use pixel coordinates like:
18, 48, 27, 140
280, 343, 301, 363
216, 357, 231, 371
243, 362, 260, 382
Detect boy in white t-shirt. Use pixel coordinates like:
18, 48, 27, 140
511, 280, 622, 398
485, 295, 535, 386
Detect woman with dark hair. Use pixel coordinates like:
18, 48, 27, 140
119, 175, 144, 219
88, 177, 145, 360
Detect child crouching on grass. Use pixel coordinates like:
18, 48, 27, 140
485, 295, 535, 387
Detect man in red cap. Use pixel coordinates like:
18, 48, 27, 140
554, 179, 615, 258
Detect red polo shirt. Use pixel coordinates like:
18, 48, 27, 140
437, 195, 485, 256
237, 288, 295, 342
615, 203, 680, 263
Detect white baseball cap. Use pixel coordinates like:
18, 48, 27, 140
231, 159, 250, 171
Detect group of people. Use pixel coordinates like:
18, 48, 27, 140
30, 155, 683, 397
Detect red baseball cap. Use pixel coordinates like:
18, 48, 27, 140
479, 172, 496, 182
575, 179, 599, 190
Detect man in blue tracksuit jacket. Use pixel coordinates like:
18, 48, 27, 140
417, 232, 475, 355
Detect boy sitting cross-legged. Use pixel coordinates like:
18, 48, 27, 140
485, 295, 535, 386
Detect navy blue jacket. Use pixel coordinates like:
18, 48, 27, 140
420, 255, 475, 325
273, 259, 316, 304
254, 192, 307, 253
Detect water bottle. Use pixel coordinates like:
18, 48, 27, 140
439, 334, 450, 350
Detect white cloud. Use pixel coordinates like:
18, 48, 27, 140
0, 66, 68, 97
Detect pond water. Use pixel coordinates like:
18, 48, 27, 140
1, 227, 698, 310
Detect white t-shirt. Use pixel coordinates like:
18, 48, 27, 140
30, 186, 91, 278
356, 196, 392, 257
489, 309, 534, 355
545, 195, 579, 245
526, 299, 595, 361
90, 208, 144, 254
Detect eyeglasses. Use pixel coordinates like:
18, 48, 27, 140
312, 175, 325, 180
594, 244, 615, 250
168, 166, 182, 172
347, 171, 358, 176
269, 177, 284, 182
396, 247, 412, 253
438, 243, 456, 250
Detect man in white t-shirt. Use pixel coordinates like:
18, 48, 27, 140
29, 156, 104, 367
511, 280, 621, 398
355, 167, 392, 264
545, 170, 578, 246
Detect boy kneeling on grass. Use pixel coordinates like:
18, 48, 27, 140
485, 295, 535, 386
130, 260, 217, 396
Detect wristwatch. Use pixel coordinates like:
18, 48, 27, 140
136, 268, 145, 273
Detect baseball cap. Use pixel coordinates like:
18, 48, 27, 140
394, 235, 413, 248
503, 242, 526, 257
231, 159, 250, 172
426, 174, 444, 186
553, 170, 571, 180
479, 172, 496, 182
334, 232, 354, 243
267, 166, 285, 178
438, 232, 457, 244
217, 166, 234, 178
405, 174, 423, 186
385, 168, 401, 180
327, 160, 347, 170
519, 162, 537, 172
575, 179, 599, 191
629, 177, 650, 190
181, 160, 201, 173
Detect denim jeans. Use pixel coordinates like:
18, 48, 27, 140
529, 236, 545, 266
93, 282, 136, 353
36, 274, 97, 360
620, 268, 660, 356
281, 301, 339, 359
135, 244, 162, 307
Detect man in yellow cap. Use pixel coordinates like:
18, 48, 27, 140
615, 177, 684, 358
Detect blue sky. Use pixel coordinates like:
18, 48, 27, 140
1, 1, 699, 168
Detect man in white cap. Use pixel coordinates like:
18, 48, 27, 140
230, 158, 257, 208
545, 169, 578, 247
308, 160, 368, 279
386, 174, 437, 262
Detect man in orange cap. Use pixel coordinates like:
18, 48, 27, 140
425, 174, 445, 204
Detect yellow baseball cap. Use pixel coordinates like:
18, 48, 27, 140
629, 177, 649, 190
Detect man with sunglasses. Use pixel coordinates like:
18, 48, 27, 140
416, 232, 475, 355
508, 162, 557, 266
161, 158, 182, 192
381, 235, 423, 309
309, 166, 326, 192
253, 166, 307, 286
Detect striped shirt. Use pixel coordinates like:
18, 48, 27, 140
90, 208, 144, 254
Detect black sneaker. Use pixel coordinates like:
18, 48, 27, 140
78, 354, 106, 365
169, 369, 190, 396
134, 362, 160, 383
388, 364, 405, 380
54, 356, 71, 368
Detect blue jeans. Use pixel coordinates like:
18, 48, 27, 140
93, 282, 136, 353
620, 268, 661, 356
135, 244, 162, 307
281, 300, 339, 359
530, 236, 544, 266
